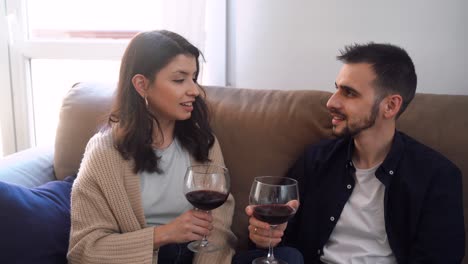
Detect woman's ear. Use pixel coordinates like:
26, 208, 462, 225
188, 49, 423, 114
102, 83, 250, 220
383, 94, 403, 119
131, 74, 148, 97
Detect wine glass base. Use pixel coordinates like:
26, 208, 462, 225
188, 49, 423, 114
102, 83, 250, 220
187, 240, 220, 253
252, 256, 288, 264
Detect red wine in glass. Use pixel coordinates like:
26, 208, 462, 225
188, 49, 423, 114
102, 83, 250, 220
252, 204, 296, 225
249, 176, 299, 264
183, 164, 230, 253
185, 190, 228, 211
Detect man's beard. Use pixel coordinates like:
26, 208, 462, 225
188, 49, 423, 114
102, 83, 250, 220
331, 100, 380, 137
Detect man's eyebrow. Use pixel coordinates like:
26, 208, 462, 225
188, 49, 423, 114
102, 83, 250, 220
336, 83, 360, 95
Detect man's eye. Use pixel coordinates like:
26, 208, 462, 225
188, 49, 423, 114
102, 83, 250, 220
174, 79, 184, 83
344, 89, 355, 97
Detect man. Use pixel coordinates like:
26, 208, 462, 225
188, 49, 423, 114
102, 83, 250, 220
246, 43, 465, 263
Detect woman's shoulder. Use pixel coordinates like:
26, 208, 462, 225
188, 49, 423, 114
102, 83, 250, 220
77, 129, 127, 184
87, 128, 114, 149
82, 129, 122, 168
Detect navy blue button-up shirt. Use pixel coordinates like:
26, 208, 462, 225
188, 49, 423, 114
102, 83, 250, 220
283, 131, 465, 263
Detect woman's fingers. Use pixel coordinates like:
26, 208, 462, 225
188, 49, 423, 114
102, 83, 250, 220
191, 209, 213, 221
157, 209, 214, 245
189, 210, 213, 229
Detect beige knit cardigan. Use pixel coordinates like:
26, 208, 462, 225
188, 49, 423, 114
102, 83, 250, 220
67, 130, 237, 264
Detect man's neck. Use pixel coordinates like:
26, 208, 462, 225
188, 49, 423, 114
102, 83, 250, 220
352, 124, 395, 169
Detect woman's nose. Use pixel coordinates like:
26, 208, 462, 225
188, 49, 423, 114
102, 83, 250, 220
188, 81, 200, 97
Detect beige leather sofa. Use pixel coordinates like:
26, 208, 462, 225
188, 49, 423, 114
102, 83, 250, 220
1, 82, 467, 261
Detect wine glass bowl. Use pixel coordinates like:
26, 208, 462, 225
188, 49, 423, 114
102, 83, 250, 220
183, 164, 230, 253
249, 176, 299, 264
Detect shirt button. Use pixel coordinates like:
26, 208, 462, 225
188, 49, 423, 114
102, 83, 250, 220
330, 216, 335, 222
347, 184, 352, 189
389, 170, 394, 175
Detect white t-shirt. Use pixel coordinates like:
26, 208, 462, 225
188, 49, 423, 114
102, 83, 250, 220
139, 138, 192, 226
321, 162, 397, 264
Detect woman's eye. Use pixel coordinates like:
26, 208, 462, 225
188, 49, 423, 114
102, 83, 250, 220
174, 79, 184, 83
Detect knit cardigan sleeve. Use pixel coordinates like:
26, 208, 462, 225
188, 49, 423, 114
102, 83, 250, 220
192, 137, 237, 264
67, 132, 154, 264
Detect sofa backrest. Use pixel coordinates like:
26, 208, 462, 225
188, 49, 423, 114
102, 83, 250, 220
205, 87, 333, 248
54, 82, 115, 180
54, 82, 468, 259
207, 87, 468, 252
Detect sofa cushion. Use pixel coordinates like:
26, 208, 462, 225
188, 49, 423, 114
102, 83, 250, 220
54, 82, 115, 180
0, 146, 55, 187
0, 176, 75, 264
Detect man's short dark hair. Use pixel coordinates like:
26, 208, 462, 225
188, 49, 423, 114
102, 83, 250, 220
337, 43, 417, 117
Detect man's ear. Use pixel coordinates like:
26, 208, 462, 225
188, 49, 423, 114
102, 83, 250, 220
131, 74, 148, 97
383, 94, 403, 119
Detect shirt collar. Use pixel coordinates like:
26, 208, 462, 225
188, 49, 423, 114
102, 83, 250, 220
346, 130, 405, 186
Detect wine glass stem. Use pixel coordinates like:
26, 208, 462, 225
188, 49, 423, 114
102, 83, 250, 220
267, 225, 276, 262
200, 235, 208, 247
199, 209, 210, 248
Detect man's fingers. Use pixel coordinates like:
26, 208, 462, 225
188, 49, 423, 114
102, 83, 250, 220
249, 231, 282, 248
287, 199, 300, 210
249, 216, 271, 230
249, 224, 284, 238
245, 205, 254, 216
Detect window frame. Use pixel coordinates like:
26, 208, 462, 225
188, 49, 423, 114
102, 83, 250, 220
1, 0, 226, 156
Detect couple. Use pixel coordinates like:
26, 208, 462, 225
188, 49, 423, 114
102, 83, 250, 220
67, 30, 464, 264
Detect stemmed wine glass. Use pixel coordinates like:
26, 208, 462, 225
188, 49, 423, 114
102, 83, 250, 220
183, 164, 230, 253
249, 176, 299, 264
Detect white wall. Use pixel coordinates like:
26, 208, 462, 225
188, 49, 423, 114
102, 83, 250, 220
227, 0, 468, 95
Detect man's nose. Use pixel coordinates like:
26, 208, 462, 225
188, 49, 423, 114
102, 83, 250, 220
326, 91, 340, 110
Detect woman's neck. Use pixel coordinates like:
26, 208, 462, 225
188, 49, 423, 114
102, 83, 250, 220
152, 120, 175, 149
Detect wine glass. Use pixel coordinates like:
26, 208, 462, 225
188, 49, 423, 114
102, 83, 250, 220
183, 164, 230, 253
249, 176, 299, 264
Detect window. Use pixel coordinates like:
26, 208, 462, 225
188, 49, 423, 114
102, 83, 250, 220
1, 0, 226, 156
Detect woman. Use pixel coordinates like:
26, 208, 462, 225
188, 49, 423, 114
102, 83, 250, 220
67, 30, 236, 264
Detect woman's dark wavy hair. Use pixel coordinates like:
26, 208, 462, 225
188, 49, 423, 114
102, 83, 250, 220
108, 30, 214, 174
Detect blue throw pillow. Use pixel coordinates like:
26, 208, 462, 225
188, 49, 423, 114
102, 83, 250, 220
0, 175, 76, 264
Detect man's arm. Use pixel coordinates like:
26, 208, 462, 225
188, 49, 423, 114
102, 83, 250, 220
282, 151, 310, 248
244, 148, 311, 249
409, 164, 465, 263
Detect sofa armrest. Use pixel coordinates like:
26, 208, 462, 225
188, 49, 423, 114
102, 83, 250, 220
0, 146, 56, 187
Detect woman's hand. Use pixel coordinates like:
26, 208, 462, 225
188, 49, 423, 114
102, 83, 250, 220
153, 209, 213, 249
245, 200, 299, 248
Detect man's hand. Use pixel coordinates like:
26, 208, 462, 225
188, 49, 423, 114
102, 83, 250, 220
245, 200, 299, 248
